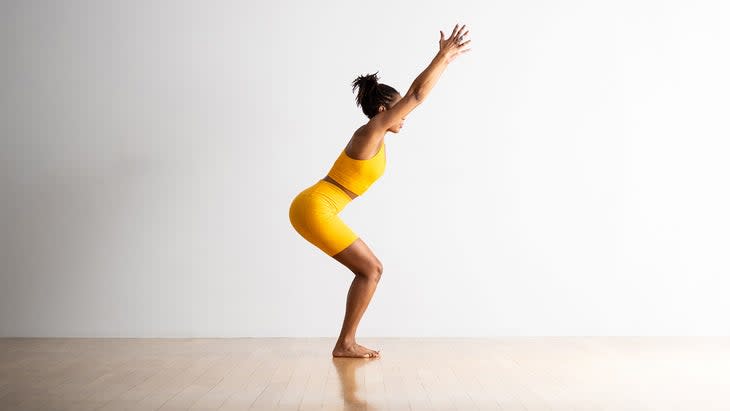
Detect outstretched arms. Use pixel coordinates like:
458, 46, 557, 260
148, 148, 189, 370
370, 24, 471, 133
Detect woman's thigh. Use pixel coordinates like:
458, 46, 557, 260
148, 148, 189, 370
289, 187, 359, 257
331, 238, 382, 278
289, 180, 381, 274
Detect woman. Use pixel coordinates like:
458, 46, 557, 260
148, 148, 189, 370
289, 24, 471, 358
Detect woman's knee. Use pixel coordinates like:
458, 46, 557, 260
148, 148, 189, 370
330, 238, 383, 281
358, 260, 382, 282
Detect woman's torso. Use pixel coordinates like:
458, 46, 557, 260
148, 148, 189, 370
321, 135, 386, 200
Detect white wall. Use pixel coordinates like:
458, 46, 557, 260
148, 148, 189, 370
1, 0, 729, 337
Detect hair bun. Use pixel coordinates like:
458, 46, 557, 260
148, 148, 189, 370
352, 71, 381, 108
351, 70, 398, 118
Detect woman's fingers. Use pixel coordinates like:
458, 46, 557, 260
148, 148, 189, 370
448, 24, 468, 44
441, 23, 471, 58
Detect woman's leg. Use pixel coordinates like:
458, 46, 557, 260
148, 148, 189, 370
289, 181, 381, 358
330, 238, 383, 358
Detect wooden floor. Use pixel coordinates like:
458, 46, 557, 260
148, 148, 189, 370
0, 337, 728, 410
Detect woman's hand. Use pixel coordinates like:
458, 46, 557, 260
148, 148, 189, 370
439, 23, 471, 64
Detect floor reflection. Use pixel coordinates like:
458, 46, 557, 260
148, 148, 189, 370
331, 356, 381, 411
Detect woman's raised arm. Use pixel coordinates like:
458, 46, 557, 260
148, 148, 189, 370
371, 23, 471, 132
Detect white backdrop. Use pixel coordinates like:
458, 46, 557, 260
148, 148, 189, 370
1, 0, 729, 337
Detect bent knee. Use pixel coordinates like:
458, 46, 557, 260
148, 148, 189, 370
356, 261, 383, 282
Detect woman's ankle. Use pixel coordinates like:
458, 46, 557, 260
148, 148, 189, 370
336, 336, 356, 347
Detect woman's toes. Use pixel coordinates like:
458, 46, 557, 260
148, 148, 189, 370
356, 343, 380, 357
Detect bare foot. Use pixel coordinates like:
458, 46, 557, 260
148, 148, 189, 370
332, 342, 380, 358
355, 343, 380, 358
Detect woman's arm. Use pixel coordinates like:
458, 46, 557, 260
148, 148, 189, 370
371, 24, 471, 132
405, 51, 449, 101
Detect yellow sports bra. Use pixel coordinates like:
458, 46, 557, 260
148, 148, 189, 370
326, 142, 386, 196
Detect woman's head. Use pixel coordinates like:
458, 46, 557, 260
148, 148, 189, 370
352, 72, 402, 120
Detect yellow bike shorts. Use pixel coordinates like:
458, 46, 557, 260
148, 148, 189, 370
289, 180, 359, 256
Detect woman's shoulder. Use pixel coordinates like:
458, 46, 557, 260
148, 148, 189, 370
353, 122, 386, 143
344, 125, 385, 160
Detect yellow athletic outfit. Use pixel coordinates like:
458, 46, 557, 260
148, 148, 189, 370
289, 142, 386, 256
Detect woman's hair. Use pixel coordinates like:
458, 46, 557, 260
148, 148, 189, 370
351, 71, 400, 119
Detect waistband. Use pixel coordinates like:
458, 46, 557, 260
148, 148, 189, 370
323, 178, 349, 191
316, 179, 352, 199
305, 179, 353, 212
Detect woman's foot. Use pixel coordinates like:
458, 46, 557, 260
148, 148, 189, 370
332, 341, 381, 358
355, 343, 380, 357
